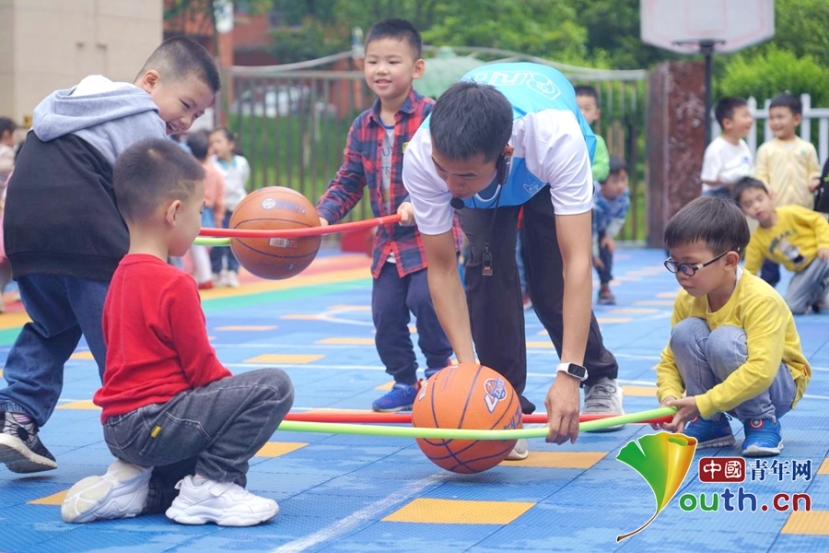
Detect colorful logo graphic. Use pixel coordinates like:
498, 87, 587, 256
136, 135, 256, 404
483, 378, 507, 413
615, 432, 697, 542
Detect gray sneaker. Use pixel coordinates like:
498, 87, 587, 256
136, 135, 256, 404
505, 438, 529, 461
583, 377, 625, 432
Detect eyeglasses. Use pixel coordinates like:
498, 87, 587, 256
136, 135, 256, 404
664, 251, 729, 276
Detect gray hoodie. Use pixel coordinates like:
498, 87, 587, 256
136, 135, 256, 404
33, 76, 166, 164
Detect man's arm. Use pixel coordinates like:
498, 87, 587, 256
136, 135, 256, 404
420, 231, 474, 363
555, 210, 593, 366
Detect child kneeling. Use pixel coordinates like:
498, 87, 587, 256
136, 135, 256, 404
655, 197, 811, 457
61, 140, 294, 525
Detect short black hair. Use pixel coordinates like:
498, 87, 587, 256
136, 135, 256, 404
430, 81, 513, 163
186, 130, 210, 160
608, 155, 627, 176
0, 117, 16, 137
365, 18, 422, 58
137, 36, 221, 93
210, 126, 236, 143
114, 139, 205, 222
714, 97, 748, 128
574, 85, 599, 104
769, 92, 802, 116
732, 176, 769, 203
664, 197, 750, 256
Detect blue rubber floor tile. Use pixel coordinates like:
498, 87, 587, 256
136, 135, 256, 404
320, 522, 502, 553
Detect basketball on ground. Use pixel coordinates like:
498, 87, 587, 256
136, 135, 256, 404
412, 363, 523, 474
229, 187, 321, 280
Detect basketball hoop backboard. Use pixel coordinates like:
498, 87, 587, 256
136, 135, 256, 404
641, 0, 775, 54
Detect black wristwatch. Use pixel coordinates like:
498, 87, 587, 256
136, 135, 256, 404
557, 362, 588, 385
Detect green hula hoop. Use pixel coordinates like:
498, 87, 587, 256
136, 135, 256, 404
194, 237, 231, 246
277, 406, 676, 440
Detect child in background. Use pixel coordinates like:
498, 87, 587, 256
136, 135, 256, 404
753, 93, 822, 287
186, 130, 225, 290
61, 139, 294, 526
734, 177, 829, 314
700, 97, 754, 199
656, 196, 810, 457
316, 19, 461, 412
208, 127, 249, 288
0, 37, 218, 474
575, 86, 610, 183
592, 155, 630, 305
0, 117, 18, 312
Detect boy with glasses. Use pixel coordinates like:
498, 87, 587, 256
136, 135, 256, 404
653, 196, 811, 457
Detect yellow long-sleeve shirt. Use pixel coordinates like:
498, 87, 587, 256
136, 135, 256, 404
744, 205, 829, 274
754, 137, 821, 209
656, 271, 810, 419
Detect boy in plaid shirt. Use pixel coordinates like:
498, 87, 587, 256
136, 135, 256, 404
316, 19, 462, 412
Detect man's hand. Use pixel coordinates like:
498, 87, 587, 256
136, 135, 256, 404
544, 375, 582, 444
592, 256, 604, 270
600, 234, 615, 253
398, 202, 416, 226
817, 248, 829, 261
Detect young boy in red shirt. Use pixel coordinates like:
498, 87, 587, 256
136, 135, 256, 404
61, 139, 294, 526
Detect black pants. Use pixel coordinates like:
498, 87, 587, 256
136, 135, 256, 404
459, 187, 618, 414
594, 230, 614, 286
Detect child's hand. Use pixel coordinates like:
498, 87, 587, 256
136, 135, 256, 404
809, 175, 821, 192
818, 248, 829, 261
397, 202, 416, 226
592, 256, 604, 270
318, 216, 329, 227
663, 396, 700, 433
651, 396, 676, 431
600, 235, 615, 253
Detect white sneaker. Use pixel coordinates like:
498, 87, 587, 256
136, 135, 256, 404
583, 377, 625, 432
225, 271, 240, 288
166, 475, 279, 527
505, 438, 529, 461
212, 272, 225, 287
61, 459, 152, 523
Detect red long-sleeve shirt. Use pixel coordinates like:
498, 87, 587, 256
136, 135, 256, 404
94, 254, 231, 422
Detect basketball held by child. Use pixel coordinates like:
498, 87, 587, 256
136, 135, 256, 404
412, 363, 522, 474
229, 187, 321, 280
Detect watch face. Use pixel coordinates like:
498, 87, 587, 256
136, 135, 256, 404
568, 364, 587, 379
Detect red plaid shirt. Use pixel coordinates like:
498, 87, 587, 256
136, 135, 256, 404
317, 89, 462, 278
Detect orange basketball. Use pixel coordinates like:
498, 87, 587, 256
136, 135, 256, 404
412, 363, 523, 474
229, 187, 321, 280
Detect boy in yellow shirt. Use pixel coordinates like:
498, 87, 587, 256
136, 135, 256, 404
655, 197, 811, 457
753, 93, 821, 288
735, 177, 829, 314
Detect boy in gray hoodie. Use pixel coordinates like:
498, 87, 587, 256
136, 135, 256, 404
0, 36, 219, 474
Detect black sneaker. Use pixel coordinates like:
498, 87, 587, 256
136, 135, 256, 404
0, 411, 57, 473
597, 286, 616, 306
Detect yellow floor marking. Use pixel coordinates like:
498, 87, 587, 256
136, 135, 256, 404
818, 458, 829, 475
29, 491, 67, 505
382, 498, 534, 525
622, 385, 657, 397
596, 317, 632, 324
255, 442, 307, 457
215, 325, 276, 331
281, 314, 321, 320
0, 312, 31, 331
502, 451, 605, 469
244, 354, 323, 364
375, 381, 394, 391
409, 325, 416, 334
316, 337, 374, 345
526, 341, 555, 349
657, 291, 680, 298
56, 400, 99, 410
0, 368, 3, 378
781, 510, 829, 535
70, 351, 94, 360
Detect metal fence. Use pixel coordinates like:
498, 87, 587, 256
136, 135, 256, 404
221, 49, 650, 238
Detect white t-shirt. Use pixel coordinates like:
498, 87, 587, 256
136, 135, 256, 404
700, 136, 753, 194
213, 155, 250, 212
403, 109, 593, 236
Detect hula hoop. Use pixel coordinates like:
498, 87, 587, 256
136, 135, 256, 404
198, 214, 402, 238
277, 407, 676, 440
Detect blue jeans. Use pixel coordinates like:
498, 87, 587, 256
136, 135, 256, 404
0, 274, 109, 426
372, 263, 452, 385
701, 187, 732, 200
761, 259, 780, 288
670, 318, 796, 422
209, 211, 240, 273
